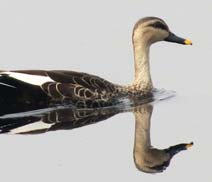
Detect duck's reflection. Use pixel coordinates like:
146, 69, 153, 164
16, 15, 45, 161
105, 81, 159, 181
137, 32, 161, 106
0, 106, 120, 134
133, 104, 193, 173
0, 103, 192, 173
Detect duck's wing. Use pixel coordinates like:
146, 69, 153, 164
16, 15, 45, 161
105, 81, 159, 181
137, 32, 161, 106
0, 70, 120, 107
47, 71, 123, 108
12, 70, 117, 91
41, 70, 119, 103
16, 70, 118, 98
47, 70, 116, 91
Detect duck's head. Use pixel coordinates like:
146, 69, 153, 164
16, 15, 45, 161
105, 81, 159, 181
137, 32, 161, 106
133, 17, 192, 46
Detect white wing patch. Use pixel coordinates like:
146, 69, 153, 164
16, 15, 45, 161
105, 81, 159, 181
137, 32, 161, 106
9, 121, 53, 134
1, 72, 54, 86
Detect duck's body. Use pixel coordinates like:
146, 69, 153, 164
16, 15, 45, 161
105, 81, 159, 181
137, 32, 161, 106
0, 17, 192, 108
0, 70, 127, 108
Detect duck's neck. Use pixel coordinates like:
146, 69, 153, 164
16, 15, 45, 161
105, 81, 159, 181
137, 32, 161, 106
131, 42, 153, 93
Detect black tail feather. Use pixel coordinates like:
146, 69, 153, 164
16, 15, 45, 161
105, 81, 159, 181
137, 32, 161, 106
0, 75, 50, 115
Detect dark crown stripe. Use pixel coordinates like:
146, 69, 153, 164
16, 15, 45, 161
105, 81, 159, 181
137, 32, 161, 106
148, 21, 168, 30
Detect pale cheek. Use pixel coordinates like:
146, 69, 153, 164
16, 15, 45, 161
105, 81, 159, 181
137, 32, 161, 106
153, 31, 169, 42
160, 31, 169, 39
143, 30, 163, 43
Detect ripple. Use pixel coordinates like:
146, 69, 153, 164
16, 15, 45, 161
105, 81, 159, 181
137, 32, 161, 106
0, 88, 176, 119
152, 88, 176, 101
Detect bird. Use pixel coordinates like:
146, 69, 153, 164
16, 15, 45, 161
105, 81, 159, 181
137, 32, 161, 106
0, 17, 192, 108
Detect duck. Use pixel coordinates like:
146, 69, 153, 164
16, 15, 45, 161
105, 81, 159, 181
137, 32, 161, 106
0, 17, 192, 108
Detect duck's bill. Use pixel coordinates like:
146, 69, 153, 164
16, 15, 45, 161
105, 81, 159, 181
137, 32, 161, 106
164, 32, 192, 45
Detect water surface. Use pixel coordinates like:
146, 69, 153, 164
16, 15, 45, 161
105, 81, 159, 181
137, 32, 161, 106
0, 0, 211, 181
0, 89, 192, 174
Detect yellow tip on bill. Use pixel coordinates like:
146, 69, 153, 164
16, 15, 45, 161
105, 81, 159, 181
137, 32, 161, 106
186, 142, 194, 149
184, 39, 193, 45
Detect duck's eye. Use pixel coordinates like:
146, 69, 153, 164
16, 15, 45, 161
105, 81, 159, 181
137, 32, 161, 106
149, 22, 168, 31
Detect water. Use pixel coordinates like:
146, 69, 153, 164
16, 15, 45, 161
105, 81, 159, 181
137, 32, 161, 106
0, 0, 211, 181
0, 90, 193, 173
0, 90, 207, 181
